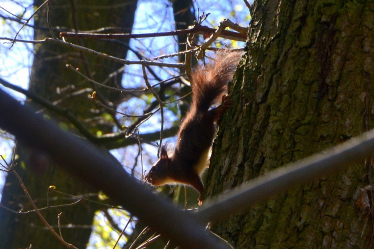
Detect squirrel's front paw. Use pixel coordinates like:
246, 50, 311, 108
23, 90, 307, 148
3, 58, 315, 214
198, 196, 204, 206
221, 94, 232, 109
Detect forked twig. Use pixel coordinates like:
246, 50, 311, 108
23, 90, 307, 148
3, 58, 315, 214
142, 65, 165, 156
196, 19, 247, 59
10, 0, 50, 48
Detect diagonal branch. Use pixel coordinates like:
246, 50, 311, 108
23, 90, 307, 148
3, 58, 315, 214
197, 128, 374, 223
0, 88, 228, 249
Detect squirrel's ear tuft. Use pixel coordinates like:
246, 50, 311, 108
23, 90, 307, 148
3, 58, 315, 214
160, 146, 169, 159
159, 141, 175, 159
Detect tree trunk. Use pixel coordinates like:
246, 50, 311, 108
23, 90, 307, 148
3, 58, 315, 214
0, 0, 137, 248
206, 0, 374, 248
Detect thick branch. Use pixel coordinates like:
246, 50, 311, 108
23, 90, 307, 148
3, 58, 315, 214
0, 89, 228, 249
197, 129, 374, 223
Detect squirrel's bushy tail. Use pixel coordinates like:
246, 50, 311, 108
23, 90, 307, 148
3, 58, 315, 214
191, 51, 242, 112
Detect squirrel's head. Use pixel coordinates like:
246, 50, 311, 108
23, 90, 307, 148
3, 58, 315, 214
145, 146, 172, 186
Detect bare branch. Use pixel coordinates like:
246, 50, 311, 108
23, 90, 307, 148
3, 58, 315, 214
46, 1, 56, 39
10, 0, 50, 48
142, 65, 165, 154
50, 38, 185, 68
91, 92, 154, 118
0, 199, 82, 214
0, 77, 178, 148
196, 19, 247, 59
59, 23, 247, 42
243, 0, 252, 11
66, 64, 145, 92
0, 156, 78, 248
57, 212, 64, 240
0, 37, 185, 68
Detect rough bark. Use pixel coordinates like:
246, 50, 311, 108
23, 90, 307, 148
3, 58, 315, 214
0, 0, 137, 248
206, 0, 374, 248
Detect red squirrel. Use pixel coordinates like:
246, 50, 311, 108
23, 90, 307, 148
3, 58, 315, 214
145, 52, 241, 205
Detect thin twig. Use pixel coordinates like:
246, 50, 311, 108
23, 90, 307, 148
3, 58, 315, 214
153, 49, 197, 61
164, 91, 192, 105
141, 66, 164, 106
128, 226, 150, 249
131, 135, 142, 177
10, 0, 50, 48
1, 37, 185, 68
57, 212, 64, 240
51, 189, 123, 210
113, 215, 133, 249
50, 38, 185, 68
142, 65, 164, 155
91, 92, 152, 118
185, 36, 194, 82
47, 1, 56, 39
59, 23, 247, 41
0, 199, 82, 214
196, 19, 232, 59
0, 13, 68, 32
0, 6, 26, 20
184, 186, 187, 210
163, 240, 170, 249
66, 64, 147, 92
153, 47, 244, 61
135, 233, 161, 249
0, 156, 78, 249
136, 131, 144, 180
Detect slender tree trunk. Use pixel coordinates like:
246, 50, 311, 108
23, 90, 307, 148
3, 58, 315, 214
0, 1, 137, 248
124, 1, 197, 248
170, 0, 200, 206
206, 0, 374, 248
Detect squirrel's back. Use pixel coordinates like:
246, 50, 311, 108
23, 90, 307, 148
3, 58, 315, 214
191, 52, 242, 112
145, 51, 242, 204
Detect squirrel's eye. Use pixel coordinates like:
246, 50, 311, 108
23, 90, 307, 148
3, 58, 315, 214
151, 167, 156, 172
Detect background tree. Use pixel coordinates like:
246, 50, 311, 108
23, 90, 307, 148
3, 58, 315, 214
123, 1, 197, 247
206, 0, 374, 248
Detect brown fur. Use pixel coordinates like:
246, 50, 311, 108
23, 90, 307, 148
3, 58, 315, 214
191, 52, 242, 112
145, 51, 242, 204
